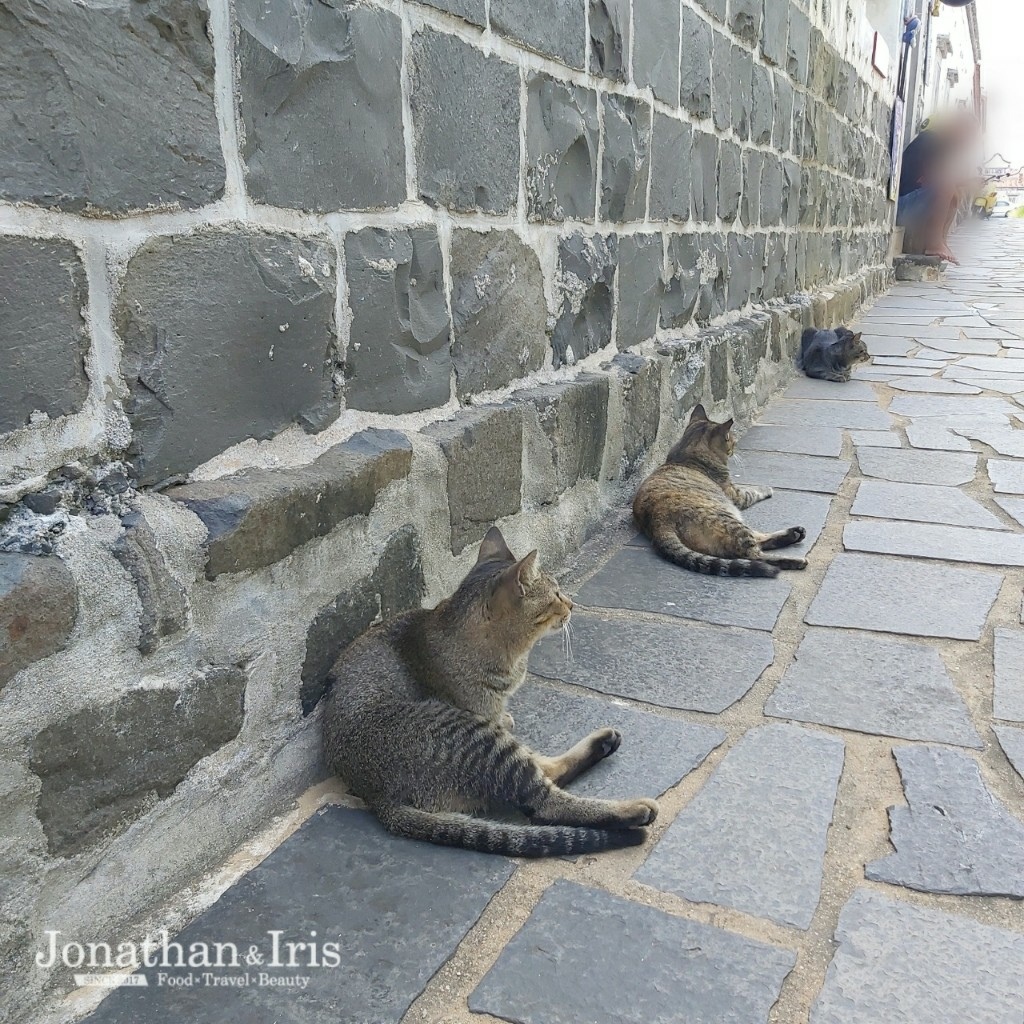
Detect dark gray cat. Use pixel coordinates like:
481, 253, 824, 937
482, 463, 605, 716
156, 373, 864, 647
322, 527, 659, 857
797, 327, 869, 382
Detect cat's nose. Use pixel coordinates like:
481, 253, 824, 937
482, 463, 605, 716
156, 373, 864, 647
565, 596, 574, 611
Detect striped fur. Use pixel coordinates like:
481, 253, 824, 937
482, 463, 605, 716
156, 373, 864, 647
323, 527, 659, 857
633, 405, 808, 579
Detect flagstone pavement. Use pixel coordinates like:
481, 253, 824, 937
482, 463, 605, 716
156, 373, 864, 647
77, 221, 1024, 1024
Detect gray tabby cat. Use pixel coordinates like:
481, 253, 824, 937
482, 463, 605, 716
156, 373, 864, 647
797, 327, 869, 382
323, 527, 659, 857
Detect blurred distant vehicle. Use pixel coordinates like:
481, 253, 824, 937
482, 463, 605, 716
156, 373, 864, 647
992, 198, 1012, 218
973, 190, 998, 218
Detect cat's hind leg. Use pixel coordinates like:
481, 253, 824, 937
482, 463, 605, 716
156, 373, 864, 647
755, 526, 806, 550
761, 555, 808, 570
533, 728, 621, 786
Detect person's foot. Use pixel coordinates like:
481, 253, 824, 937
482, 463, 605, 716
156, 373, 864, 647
925, 247, 960, 265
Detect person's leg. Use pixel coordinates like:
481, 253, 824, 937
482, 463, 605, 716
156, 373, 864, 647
927, 186, 960, 264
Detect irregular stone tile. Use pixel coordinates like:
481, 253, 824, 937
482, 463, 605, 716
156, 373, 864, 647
856, 366, 939, 378
509, 682, 725, 799
742, 488, 834, 556
888, 377, 981, 394
529, 611, 774, 713
851, 480, 1006, 530
470, 880, 795, 1023
954, 423, 1024, 457
910, 337, 1001, 356
759, 399, 892, 430
856, 447, 976, 485
994, 495, 1024, 528
905, 419, 980, 452
955, 356, 1024, 375
844, 520, 1024, 566
988, 459, 1024, 494
866, 745, 1024, 898
850, 430, 901, 448
889, 395, 1019, 419
783, 378, 879, 402
854, 322, 956, 338
994, 628, 1024, 723
872, 356, 948, 368
738, 424, 843, 458
994, 725, 1024, 781
942, 374, 1024, 394
635, 723, 844, 929
810, 889, 1024, 1024
765, 630, 980, 747
914, 348, 957, 359
806, 553, 1001, 640
730, 451, 850, 494
84, 806, 513, 1024
863, 335, 914, 357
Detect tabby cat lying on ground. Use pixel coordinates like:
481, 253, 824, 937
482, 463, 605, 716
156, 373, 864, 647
323, 527, 659, 857
633, 405, 808, 578
797, 326, 869, 382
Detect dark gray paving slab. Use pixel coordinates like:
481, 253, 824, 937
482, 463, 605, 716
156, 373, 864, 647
849, 429, 901, 448
470, 880, 796, 1024
888, 394, 1018, 418
758, 399, 892, 429
994, 725, 1024, 782
954, 423, 1024, 457
855, 322, 961, 339
905, 419, 976, 452
943, 374, 1024, 394
738, 423, 843, 457
862, 335, 914, 357
783, 378, 879, 402
989, 459, 1024, 494
851, 480, 1006, 530
909, 337, 1001, 356
955, 356, 1024, 374
508, 682, 725, 799
742, 488, 834, 556
765, 630, 981, 747
872, 357, 948, 368
845, 520, 1024, 566
635, 723, 844, 929
578, 543, 792, 630
805, 553, 1002, 640
866, 745, 1024, 898
888, 377, 981, 394
856, 447, 977, 485
730, 451, 850, 494
856, 365, 938, 379
529, 611, 774, 712
83, 806, 513, 1024
994, 495, 1024, 527
994, 627, 1024, 723
810, 888, 1024, 1024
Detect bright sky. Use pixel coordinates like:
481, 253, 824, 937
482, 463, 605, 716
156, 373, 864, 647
977, 1, 1024, 166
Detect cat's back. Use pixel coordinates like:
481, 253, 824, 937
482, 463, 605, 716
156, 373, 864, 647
633, 462, 728, 528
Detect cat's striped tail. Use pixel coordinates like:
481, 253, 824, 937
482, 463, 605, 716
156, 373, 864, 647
650, 525, 778, 578
374, 804, 646, 857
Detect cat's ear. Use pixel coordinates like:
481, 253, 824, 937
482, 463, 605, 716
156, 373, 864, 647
499, 550, 540, 598
851, 332, 863, 344
691, 403, 708, 422
476, 526, 515, 565
712, 417, 734, 435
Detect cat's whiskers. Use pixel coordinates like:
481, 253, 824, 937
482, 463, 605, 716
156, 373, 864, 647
562, 617, 575, 664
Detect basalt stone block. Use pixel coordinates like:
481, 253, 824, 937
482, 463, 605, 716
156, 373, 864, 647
649, 114, 690, 222
695, 0, 726, 20
301, 527, 425, 714
417, 0, 485, 24
787, 6, 810, 85
117, 230, 338, 486
774, 75, 794, 151
766, 156, 787, 227
728, 0, 761, 45
679, 6, 713, 119
761, 0, 789, 66
525, 74, 599, 222
662, 234, 700, 329
0, 0, 223, 213
551, 233, 617, 368
0, 554, 77, 691
0, 237, 90, 434
169, 430, 413, 577
718, 141, 742, 223
513, 376, 609, 491
589, 0, 630, 80
695, 234, 728, 323
491, 0, 585, 68
691, 131, 719, 223
659, 336, 705, 413
711, 31, 732, 133
616, 235, 664, 350
611, 354, 661, 477
729, 315, 772, 387
726, 234, 753, 311
742, 150, 763, 226
426, 406, 523, 554
706, 330, 730, 401
237, 0, 404, 212
600, 95, 650, 222
632, 0, 680, 103
30, 664, 246, 856
731, 44, 753, 142
345, 227, 451, 413
751, 63, 774, 146
410, 29, 519, 214
449, 229, 547, 398
113, 513, 187, 656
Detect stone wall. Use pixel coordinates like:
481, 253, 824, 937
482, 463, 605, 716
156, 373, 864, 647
0, 0, 894, 1018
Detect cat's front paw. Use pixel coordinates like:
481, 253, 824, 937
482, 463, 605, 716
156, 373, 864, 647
622, 798, 659, 827
762, 487, 774, 500
789, 526, 806, 542
499, 712, 515, 731
591, 727, 622, 760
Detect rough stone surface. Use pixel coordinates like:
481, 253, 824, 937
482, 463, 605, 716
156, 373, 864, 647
711, 31, 733, 133
679, 6, 713, 119
425, 406, 523, 554
417, 0, 485, 25
851, 481, 1007, 530
615, 235, 663, 350
632, 0, 681, 103
0, 554, 78, 690
29, 665, 246, 856
0, 0, 224, 212
600, 95, 650, 222
760, 399, 892, 429
844, 520, 1024, 567
739, 424, 844, 457
529, 611, 774, 713
345, 227, 451, 413
691, 131, 720, 224
662, 235, 701, 328
168, 429, 413, 577
84, 806, 513, 1024
856, 448, 977, 486
761, 0, 789, 66
994, 627, 1024, 723
551, 233, 617, 368
742, 487, 833, 556
470, 881, 795, 1023
806, 553, 1002, 641
490, 0, 585, 69
525, 74, 598, 222
995, 725, 1024, 781
236, 0, 405, 211
509, 682, 725, 800
117, 230, 338, 486
610, 353, 661, 477
766, 630, 981, 747
784, 378, 879, 402
301, 527, 425, 714
410, 29, 520, 214
730, 451, 850, 494
718, 141, 742, 222
636, 723, 845, 929
589, 0, 630, 80
888, 395, 1017, 419
0, 237, 90, 434
866, 745, 1024, 898
811, 889, 1024, 1024
988, 459, 1024, 495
